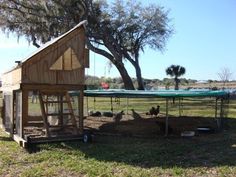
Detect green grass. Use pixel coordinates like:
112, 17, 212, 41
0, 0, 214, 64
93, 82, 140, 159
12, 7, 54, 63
1, 127, 236, 176
1, 97, 236, 176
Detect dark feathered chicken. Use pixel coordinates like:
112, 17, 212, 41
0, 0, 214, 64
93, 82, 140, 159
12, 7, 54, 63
131, 109, 142, 119
154, 105, 160, 117
149, 105, 160, 117
149, 107, 156, 116
114, 110, 124, 123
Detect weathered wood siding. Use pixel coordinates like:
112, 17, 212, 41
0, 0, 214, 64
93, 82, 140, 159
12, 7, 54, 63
21, 27, 88, 85
1, 68, 21, 92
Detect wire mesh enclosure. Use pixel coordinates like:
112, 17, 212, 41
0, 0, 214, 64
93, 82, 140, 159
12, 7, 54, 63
82, 90, 230, 136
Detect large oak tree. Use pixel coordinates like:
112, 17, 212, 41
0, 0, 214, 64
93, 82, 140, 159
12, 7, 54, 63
0, 0, 172, 90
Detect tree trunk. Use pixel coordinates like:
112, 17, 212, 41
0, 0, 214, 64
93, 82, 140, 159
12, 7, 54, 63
174, 77, 179, 90
114, 62, 135, 90
126, 51, 145, 90
134, 63, 145, 90
86, 39, 135, 90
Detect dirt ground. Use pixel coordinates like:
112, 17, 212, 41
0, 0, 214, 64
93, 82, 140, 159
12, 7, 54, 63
84, 113, 218, 137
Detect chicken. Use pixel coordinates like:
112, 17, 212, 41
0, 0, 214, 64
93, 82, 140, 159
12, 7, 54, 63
131, 109, 142, 120
148, 105, 160, 118
103, 111, 114, 117
149, 107, 156, 117
153, 105, 160, 117
90, 111, 102, 117
113, 110, 124, 123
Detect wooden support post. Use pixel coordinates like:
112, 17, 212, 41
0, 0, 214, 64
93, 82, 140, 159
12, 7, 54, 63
21, 90, 28, 138
65, 92, 78, 134
10, 91, 16, 137
165, 98, 169, 136
59, 94, 64, 126
86, 96, 89, 116
38, 92, 50, 137
78, 89, 84, 134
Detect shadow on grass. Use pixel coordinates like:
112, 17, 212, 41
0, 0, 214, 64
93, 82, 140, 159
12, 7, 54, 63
38, 117, 236, 169
0, 136, 12, 141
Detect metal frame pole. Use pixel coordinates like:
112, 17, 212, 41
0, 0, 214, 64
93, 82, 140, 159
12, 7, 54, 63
86, 96, 89, 115
126, 97, 129, 115
178, 98, 181, 117
165, 98, 169, 136
219, 98, 224, 130
111, 97, 113, 113
215, 98, 218, 120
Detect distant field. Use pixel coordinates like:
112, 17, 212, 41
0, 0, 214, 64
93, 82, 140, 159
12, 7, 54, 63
187, 81, 236, 89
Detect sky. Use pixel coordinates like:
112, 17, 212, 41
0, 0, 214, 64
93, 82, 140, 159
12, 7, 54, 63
0, 0, 236, 81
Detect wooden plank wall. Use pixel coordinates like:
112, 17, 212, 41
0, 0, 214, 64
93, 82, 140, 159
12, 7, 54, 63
1, 68, 21, 92
21, 27, 88, 85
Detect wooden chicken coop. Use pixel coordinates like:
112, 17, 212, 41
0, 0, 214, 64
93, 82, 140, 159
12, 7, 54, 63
0, 21, 89, 147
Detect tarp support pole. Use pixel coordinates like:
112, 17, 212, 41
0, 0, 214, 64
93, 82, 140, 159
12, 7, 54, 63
111, 97, 113, 113
126, 97, 129, 115
79, 89, 84, 134
219, 98, 224, 130
93, 97, 96, 110
215, 98, 218, 119
178, 98, 181, 117
86, 96, 89, 115
165, 98, 169, 136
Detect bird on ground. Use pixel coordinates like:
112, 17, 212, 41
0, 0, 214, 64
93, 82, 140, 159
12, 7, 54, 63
153, 105, 160, 117
113, 110, 124, 123
148, 107, 156, 117
148, 105, 160, 118
90, 111, 102, 117
131, 109, 142, 120
103, 111, 114, 117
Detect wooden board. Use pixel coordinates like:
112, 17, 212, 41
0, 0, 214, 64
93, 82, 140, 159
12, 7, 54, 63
1, 68, 21, 92
21, 83, 84, 91
84, 48, 90, 68
21, 28, 87, 85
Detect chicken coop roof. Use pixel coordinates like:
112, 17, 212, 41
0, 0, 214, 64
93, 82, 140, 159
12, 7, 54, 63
4, 20, 87, 74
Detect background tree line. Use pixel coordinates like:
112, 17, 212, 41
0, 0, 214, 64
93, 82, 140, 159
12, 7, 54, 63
85, 75, 198, 90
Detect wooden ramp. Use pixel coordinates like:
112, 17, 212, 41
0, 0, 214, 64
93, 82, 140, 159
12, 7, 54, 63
38, 90, 78, 137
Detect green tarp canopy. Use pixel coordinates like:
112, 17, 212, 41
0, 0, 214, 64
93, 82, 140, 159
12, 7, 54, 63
77, 89, 228, 98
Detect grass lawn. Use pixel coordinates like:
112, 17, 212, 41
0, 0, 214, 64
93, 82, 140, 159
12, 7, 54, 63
1, 127, 236, 177
0, 97, 236, 176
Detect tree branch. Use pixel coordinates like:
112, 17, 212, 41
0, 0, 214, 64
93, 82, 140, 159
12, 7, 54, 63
32, 35, 40, 48
86, 37, 116, 64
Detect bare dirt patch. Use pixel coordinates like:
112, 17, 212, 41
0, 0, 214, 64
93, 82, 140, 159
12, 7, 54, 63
84, 114, 217, 137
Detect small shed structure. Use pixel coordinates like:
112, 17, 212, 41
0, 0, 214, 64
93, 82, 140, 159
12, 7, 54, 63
1, 21, 89, 146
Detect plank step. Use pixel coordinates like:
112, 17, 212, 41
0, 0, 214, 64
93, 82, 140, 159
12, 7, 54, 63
46, 113, 72, 116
